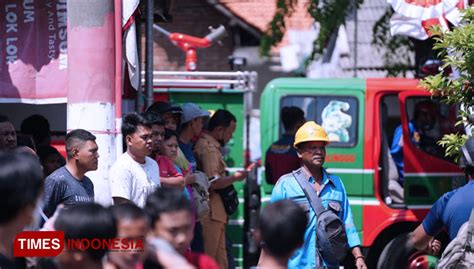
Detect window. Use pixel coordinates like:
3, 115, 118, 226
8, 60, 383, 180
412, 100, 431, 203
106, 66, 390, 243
281, 95, 358, 147
405, 97, 463, 160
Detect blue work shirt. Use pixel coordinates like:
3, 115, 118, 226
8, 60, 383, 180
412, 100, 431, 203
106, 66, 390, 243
390, 121, 418, 182
422, 180, 474, 240
179, 141, 197, 172
271, 168, 361, 269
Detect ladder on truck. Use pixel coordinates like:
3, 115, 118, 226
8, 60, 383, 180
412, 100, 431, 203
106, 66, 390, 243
143, 70, 258, 162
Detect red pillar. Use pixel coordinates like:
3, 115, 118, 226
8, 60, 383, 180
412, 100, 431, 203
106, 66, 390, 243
67, 0, 116, 206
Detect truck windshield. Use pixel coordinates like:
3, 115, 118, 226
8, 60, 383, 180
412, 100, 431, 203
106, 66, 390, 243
281, 95, 358, 147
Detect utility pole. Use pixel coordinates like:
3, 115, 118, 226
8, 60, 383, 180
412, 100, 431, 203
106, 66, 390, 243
145, 0, 154, 108
353, 0, 358, 78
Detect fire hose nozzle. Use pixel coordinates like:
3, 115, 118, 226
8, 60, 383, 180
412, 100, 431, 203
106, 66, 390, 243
205, 25, 227, 43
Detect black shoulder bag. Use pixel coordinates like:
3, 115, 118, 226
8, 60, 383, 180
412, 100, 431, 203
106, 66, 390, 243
216, 184, 239, 215
292, 169, 348, 266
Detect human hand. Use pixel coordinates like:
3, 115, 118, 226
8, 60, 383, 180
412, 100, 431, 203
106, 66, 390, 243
428, 239, 441, 256
40, 204, 64, 231
147, 237, 195, 269
156, 250, 195, 269
185, 174, 196, 185
355, 256, 367, 269
233, 170, 248, 181
246, 162, 256, 171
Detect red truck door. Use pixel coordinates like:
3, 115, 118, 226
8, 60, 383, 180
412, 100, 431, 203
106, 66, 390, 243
398, 92, 464, 207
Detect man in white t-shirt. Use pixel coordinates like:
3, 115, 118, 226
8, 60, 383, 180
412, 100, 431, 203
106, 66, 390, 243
110, 112, 160, 207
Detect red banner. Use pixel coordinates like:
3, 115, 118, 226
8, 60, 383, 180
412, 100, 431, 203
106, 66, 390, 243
0, 0, 67, 103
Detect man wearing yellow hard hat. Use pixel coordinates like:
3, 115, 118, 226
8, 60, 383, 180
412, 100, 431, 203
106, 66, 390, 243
263, 121, 366, 269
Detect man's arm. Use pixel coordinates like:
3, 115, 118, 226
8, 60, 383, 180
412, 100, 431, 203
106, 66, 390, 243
351, 246, 367, 269
411, 191, 450, 254
211, 171, 248, 190
411, 224, 442, 255
196, 146, 247, 189
412, 224, 433, 250
113, 197, 131, 205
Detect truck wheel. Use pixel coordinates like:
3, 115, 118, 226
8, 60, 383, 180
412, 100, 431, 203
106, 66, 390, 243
377, 233, 438, 269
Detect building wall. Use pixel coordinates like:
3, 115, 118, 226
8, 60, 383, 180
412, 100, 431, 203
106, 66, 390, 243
140, 0, 235, 71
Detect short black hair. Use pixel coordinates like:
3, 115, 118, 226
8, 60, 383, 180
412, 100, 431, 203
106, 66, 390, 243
122, 112, 152, 137
20, 114, 51, 143
16, 134, 36, 151
111, 203, 148, 222
259, 199, 307, 257
65, 129, 96, 159
143, 111, 165, 127
0, 152, 44, 224
54, 203, 117, 261
0, 114, 11, 124
208, 109, 237, 131
164, 129, 178, 141
281, 106, 305, 131
144, 187, 192, 229
37, 145, 64, 163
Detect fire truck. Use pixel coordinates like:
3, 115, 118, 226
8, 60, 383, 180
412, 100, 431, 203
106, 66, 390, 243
260, 77, 464, 268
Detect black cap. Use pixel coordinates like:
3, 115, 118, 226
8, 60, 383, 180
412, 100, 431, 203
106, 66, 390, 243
146, 101, 182, 116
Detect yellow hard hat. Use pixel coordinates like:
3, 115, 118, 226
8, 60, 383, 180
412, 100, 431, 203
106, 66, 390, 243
294, 121, 329, 148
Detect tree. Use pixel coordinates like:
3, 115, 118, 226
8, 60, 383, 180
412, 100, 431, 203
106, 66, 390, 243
260, 0, 362, 61
420, 6, 474, 161
260, 0, 415, 76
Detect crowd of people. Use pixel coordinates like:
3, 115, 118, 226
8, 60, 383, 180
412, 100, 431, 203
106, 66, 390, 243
0, 101, 251, 269
1, 100, 473, 269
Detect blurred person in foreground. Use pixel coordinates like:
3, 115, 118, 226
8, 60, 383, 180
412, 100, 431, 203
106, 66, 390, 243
145, 187, 219, 269
411, 136, 474, 254
256, 199, 308, 268
107, 203, 149, 269
0, 152, 43, 269
53, 203, 116, 269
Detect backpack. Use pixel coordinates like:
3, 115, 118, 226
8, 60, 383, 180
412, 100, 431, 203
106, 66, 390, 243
191, 171, 210, 221
437, 209, 474, 269
292, 169, 348, 266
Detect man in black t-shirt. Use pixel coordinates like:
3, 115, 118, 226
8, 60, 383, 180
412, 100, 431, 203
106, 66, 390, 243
43, 129, 98, 217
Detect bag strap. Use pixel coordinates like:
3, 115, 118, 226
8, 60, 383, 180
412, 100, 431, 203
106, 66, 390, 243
292, 168, 326, 216
466, 208, 474, 251
293, 168, 327, 268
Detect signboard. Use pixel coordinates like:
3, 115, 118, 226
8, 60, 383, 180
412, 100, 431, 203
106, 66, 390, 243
1, 0, 67, 103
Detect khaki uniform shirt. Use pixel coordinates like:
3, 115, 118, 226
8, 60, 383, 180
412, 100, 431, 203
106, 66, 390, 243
194, 133, 227, 223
